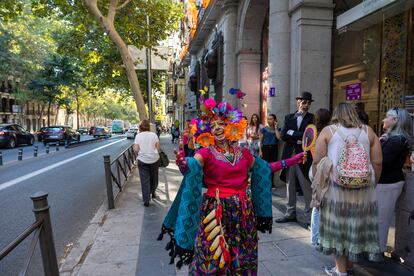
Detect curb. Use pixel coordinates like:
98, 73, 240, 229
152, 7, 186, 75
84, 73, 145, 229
59, 200, 108, 275
59, 166, 136, 275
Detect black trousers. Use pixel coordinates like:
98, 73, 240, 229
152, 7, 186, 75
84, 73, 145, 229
138, 160, 159, 203
262, 145, 278, 185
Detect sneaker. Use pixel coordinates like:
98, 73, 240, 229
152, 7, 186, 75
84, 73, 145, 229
324, 266, 347, 276
144, 201, 150, 207
152, 192, 157, 199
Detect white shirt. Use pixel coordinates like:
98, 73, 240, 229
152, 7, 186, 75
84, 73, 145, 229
134, 131, 160, 164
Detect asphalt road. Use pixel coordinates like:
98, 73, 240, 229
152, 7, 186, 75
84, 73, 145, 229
0, 136, 134, 275
0, 134, 102, 165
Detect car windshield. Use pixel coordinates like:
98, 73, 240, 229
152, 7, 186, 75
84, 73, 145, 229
47, 127, 64, 132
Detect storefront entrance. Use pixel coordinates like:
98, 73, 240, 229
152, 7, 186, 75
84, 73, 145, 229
332, 2, 414, 134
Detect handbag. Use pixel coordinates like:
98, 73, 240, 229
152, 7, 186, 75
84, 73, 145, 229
159, 150, 170, 168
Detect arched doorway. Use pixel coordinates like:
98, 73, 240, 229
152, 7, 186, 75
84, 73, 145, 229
260, 11, 269, 123
237, 0, 269, 123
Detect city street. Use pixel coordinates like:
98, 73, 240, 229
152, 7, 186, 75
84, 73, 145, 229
0, 134, 105, 165
0, 136, 133, 275
1, 0, 414, 275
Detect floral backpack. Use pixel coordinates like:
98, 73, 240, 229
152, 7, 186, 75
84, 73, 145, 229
335, 126, 371, 189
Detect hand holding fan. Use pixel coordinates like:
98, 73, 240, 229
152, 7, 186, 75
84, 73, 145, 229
302, 124, 317, 162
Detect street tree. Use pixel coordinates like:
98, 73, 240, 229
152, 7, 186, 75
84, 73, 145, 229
33, 0, 182, 120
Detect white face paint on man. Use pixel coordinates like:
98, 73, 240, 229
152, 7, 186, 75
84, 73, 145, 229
297, 99, 311, 113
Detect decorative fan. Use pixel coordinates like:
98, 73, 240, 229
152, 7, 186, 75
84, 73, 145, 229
302, 124, 317, 152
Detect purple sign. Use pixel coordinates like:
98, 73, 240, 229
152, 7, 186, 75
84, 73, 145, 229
269, 87, 276, 97
346, 83, 362, 101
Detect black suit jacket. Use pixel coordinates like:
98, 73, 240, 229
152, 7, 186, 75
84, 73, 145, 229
280, 112, 314, 182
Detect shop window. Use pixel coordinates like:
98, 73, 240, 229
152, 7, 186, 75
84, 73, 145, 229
333, 21, 381, 132
379, 11, 408, 118
332, 4, 414, 134
404, 9, 414, 114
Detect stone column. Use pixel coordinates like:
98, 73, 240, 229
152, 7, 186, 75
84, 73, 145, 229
237, 51, 261, 118
222, 0, 238, 106
289, 0, 334, 112
268, 0, 291, 122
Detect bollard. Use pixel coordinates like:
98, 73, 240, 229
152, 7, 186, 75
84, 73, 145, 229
30, 192, 59, 276
34, 146, 38, 157
104, 155, 115, 209
55, 144, 59, 152
65, 140, 68, 149
18, 149, 23, 161
0, 151, 2, 166
46, 144, 49, 154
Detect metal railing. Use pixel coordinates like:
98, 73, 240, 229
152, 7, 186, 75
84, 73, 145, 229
0, 192, 59, 276
103, 145, 137, 209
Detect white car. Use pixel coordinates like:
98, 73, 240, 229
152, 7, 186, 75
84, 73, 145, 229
126, 128, 138, 139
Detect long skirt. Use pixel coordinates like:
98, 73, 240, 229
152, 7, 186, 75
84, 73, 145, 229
318, 181, 382, 262
189, 194, 258, 275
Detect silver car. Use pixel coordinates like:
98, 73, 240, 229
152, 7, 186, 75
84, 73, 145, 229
126, 128, 138, 139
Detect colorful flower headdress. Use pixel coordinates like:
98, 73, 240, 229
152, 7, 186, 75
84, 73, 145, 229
190, 87, 248, 147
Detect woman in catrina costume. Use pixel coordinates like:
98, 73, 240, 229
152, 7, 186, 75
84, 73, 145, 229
158, 94, 305, 275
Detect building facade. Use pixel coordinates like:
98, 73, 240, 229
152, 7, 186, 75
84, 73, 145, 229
176, 0, 334, 124
177, 0, 413, 130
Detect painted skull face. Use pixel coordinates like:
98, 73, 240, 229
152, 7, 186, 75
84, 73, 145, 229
210, 120, 226, 141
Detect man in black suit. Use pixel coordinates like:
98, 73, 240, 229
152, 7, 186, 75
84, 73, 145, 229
276, 91, 314, 223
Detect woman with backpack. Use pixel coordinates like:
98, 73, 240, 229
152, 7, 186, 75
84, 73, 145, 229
312, 103, 383, 276
377, 108, 413, 253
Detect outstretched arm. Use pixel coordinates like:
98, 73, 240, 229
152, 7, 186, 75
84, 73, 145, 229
175, 144, 204, 174
269, 152, 305, 172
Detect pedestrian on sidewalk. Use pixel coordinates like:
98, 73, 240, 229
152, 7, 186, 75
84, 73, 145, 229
158, 97, 306, 275
182, 119, 195, 157
312, 103, 383, 276
133, 120, 160, 207
247, 114, 262, 156
376, 108, 412, 253
259, 114, 282, 187
238, 115, 248, 148
309, 108, 332, 247
276, 91, 314, 224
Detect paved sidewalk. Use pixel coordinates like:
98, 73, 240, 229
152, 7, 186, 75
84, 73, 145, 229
59, 135, 413, 275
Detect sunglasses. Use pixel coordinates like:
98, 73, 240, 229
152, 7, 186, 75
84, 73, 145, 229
393, 107, 399, 115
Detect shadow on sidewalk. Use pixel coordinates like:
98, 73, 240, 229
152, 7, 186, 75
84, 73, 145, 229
136, 201, 175, 276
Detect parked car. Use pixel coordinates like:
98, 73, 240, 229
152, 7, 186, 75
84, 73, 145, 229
77, 127, 89, 135
126, 128, 138, 139
88, 126, 96, 135
42, 126, 80, 145
0, 124, 35, 148
93, 126, 111, 138
35, 127, 48, 142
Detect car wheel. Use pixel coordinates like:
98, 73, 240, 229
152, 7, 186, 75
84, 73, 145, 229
28, 136, 34, 146
8, 137, 16, 149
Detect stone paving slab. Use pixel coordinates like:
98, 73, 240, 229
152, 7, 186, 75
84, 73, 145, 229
60, 135, 413, 276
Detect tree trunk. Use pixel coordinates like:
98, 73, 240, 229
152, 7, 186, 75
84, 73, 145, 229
55, 105, 60, 125
76, 94, 80, 129
47, 100, 51, 127
84, 0, 148, 120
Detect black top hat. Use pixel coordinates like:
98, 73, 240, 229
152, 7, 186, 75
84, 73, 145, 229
296, 91, 314, 102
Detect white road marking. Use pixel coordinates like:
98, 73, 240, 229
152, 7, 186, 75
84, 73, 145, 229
0, 138, 127, 192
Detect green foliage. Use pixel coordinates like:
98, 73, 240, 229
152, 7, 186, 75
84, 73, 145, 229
81, 90, 139, 123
